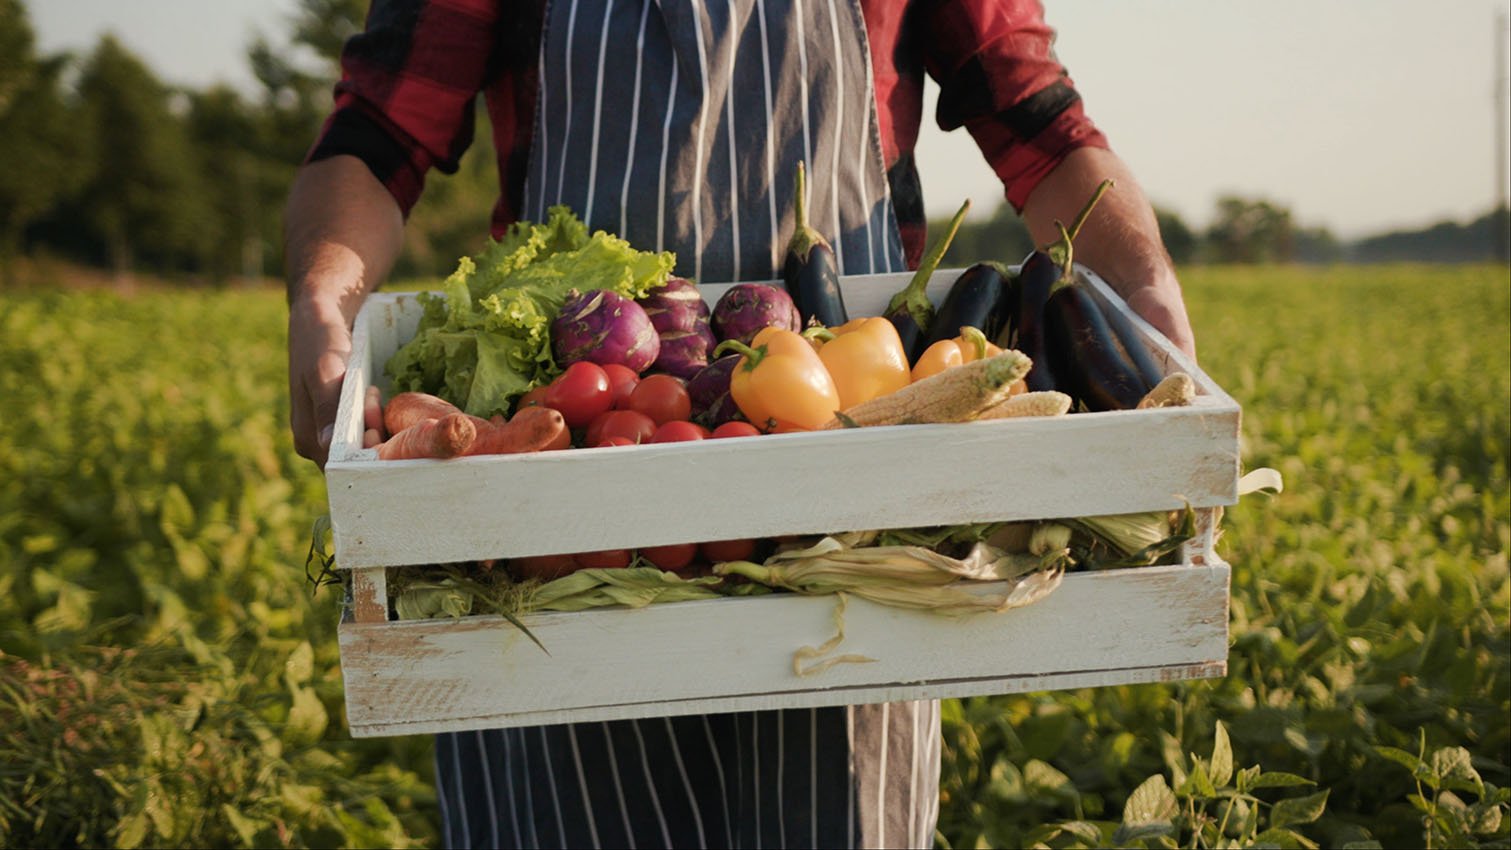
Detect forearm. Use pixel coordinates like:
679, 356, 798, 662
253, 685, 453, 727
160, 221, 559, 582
284, 155, 405, 324
284, 155, 406, 466
1021, 146, 1196, 358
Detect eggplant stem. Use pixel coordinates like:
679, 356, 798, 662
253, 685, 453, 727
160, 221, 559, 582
795, 161, 809, 230
1047, 178, 1114, 272
884, 198, 971, 324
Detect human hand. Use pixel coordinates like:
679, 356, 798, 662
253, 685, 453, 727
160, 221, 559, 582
287, 297, 356, 469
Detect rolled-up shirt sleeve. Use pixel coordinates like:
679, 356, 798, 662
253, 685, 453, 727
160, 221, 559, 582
919, 0, 1107, 211
305, 0, 502, 217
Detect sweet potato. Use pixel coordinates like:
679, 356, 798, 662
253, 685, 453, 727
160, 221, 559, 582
376, 413, 477, 460
464, 406, 570, 456
384, 391, 465, 435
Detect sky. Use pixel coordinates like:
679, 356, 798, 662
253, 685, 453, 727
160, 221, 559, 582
27, 0, 1511, 239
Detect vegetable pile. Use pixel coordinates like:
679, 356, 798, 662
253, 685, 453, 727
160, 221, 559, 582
359, 170, 1210, 617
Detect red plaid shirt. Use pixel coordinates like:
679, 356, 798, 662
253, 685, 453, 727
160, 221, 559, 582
307, 0, 1107, 267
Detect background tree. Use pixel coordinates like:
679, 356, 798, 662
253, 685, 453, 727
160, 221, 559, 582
1206, 195, 1295, 264
0, 0, 94, 283
72, 36, 206, 278
1154, 206, 1196, 266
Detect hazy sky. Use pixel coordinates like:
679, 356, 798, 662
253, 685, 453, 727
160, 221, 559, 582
28, 0, 1511, 238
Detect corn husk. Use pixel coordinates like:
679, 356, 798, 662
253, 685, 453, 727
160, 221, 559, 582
714, 535, 1064, 616
532, 567, 724, 612
394, 578, 475, 620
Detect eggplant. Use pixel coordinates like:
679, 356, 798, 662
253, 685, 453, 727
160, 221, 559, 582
881, 198, 971, 363
781, 162, 848, 328
924, 260, 1014, 349
1044, 281, 1163, 411
1000, 248, 1060, 392
1013, 179, 1163, 410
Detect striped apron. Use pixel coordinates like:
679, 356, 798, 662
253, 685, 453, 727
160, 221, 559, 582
436, 0, 938, 846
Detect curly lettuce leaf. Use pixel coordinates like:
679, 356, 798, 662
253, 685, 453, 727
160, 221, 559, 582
385, 206, 676, 417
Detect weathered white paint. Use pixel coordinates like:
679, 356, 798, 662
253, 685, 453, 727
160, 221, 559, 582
339, 562, 1231, 737
325, 268, 1243, 737
325, 268, 1241, 568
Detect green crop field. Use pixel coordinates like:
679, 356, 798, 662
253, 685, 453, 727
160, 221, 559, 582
1, 265, 1507, 849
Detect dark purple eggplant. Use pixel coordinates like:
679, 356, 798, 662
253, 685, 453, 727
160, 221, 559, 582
1022, 179, 1164, 411
781, 162, 848, 328
1044, 275, 1164, 411
881, 198, 971, 363
1000, 249, 1060, 392
924, 260, 1014, 349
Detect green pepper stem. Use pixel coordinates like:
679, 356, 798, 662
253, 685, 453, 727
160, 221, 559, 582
959, 325, 990, 360
884, 198, 971, 324
802, 327, 836, 344
711, 338, 766, 369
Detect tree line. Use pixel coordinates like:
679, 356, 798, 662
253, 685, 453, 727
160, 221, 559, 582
1, 0, 1505, 288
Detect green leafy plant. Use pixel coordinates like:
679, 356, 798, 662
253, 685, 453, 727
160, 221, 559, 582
1377, 732, 1510, 849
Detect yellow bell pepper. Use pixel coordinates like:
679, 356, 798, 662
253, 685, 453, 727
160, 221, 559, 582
803, 317, 912, 409
911, 325, 1003, 382
713, 327, 841, 432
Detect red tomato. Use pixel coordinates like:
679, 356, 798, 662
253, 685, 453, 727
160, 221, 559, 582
517, 385, 550, 410
575, 549, 633, 569
639, 542, 698, 571
603, 363, 641, 409
711, 421, 762, 439
650, 420, 710, 443
593, 435, 636, 448
544, 362, 613, 429
510, 553, 579, 581
593, 410, 657, 445
628, 374, 692, 425
700, 538, 757, 562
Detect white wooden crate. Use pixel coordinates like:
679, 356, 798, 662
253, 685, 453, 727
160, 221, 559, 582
326, 267, 1240, 738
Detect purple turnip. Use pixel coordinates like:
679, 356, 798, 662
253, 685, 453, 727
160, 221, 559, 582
637, 277, 710, 335
551, 289, 661, 374
710, 283, 801, 345
653, 322, 718, 379
687, 354, 744, 428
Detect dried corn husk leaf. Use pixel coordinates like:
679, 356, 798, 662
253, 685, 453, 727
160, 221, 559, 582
714, 536, 1063, 616
793, 594, 877, 676
533, 567, 724, 612
394, 579, 475, 620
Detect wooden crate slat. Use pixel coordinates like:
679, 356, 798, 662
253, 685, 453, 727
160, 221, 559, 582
339, 563, 1229, 733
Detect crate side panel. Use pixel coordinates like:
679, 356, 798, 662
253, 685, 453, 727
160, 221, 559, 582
325, 404, 1237, 567
339, 563, 1229, 731
349, 660, 1228, 737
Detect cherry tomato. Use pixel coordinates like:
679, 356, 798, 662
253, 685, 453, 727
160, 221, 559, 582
711, 421, 762, 439
700, 538, 757, 563
517, 385, 550, 410
575, 548, 633, 569
594, 435, 636, 448
650, 420, 710, 443
510, 553, 579, 581
544, 362, 613, 429
628, 374, 692, 425
603, 363, 641, 409
639, 542, 698, 571
593, 410, 657, 445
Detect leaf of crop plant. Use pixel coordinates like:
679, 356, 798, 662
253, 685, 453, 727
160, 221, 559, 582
1210, 721, 1235, 788
1428, 746, 1484, 795
1269, 789, 1330, 828
1123, 774, 1179, 825
1248, 772, 1316, 790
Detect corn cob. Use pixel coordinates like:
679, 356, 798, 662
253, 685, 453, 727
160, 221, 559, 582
974, 390, 1073, 420
1136, 372, 1196, 409
824, 349, 1032, 428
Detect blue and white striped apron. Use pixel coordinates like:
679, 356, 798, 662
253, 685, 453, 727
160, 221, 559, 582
436, 0, 938, 846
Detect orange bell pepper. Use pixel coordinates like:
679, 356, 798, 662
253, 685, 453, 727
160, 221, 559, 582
714, 327, 841, 432
803, 317, 911, 409
911, 326, 1003, 382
